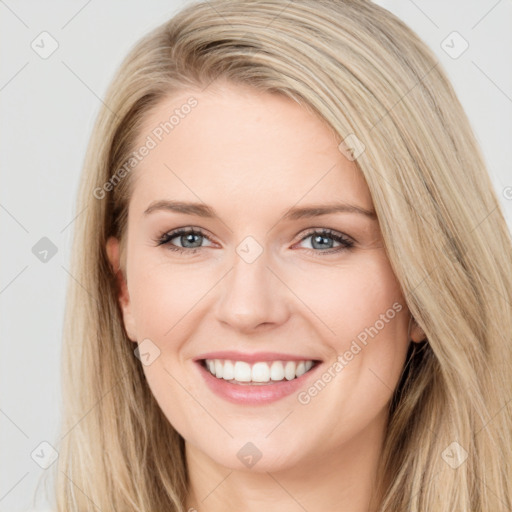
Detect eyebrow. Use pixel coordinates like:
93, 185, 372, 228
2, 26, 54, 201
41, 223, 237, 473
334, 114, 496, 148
143, 199, 377, 220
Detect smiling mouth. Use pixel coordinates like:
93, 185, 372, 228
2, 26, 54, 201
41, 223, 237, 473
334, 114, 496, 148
200, 358, 321, 385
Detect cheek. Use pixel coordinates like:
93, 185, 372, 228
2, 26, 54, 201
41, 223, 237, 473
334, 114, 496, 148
285, 251, 408, 345
128, 257, 209, 337
126, 256, 204, 436
288, 252, 411, 407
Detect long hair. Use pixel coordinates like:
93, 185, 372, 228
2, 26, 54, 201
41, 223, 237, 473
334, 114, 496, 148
52, 1, 512, 510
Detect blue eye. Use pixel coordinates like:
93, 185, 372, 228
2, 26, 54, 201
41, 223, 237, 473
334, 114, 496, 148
155, 227, 354, 256
155, 228, 212, 254
298, 229, 354, 254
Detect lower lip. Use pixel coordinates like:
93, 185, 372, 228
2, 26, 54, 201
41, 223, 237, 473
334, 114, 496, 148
195, 360, 322, 405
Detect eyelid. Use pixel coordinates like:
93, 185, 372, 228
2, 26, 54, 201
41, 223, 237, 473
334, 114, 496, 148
155, 225, 355, 255
155, 226, 214, 246
295, 227, 355, 244
293, 228, 355, 254
156, 226, 354, 242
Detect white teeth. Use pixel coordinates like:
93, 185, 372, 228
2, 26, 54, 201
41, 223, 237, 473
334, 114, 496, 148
295, 361, 306, 377
270, 361, 285, 381
204, 358, 317, 384
284, 361, 296, 380
251, 362, 270, 382
214, 359, 223, 379
222, 360, 234, 380
234, 361, 252, 382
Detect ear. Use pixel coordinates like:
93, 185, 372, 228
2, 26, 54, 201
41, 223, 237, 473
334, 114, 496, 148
409, 315, 426, 344
106, 236, 138, 342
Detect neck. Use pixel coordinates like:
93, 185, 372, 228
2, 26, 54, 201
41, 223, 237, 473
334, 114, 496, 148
185, 407, 388, 512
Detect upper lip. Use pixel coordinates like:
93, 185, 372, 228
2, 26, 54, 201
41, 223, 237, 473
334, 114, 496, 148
194, 351, 322, 364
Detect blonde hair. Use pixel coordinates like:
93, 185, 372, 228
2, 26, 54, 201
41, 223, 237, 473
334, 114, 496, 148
51, 0, 512, 510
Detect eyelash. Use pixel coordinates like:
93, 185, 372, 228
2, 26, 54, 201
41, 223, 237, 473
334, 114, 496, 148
154, 227, 355, 256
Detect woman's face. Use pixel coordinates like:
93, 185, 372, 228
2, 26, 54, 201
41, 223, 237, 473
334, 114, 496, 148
107, 81, 418, 472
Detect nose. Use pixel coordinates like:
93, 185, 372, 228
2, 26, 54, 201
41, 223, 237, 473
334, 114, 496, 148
214, 248, 291, 333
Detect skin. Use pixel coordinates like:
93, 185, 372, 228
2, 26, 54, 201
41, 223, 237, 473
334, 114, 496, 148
106, 81, 425, 512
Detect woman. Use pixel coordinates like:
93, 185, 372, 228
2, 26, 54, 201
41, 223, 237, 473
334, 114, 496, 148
55, 0, 512, 510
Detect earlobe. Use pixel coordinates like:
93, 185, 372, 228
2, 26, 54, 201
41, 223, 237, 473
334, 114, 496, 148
409, 315, 427, 343
106, 236, 138, 342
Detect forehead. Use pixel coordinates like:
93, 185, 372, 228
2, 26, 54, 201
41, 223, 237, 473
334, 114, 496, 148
129, 83, 373, 217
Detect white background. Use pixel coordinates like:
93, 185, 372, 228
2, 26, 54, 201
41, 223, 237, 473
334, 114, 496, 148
1, 1, 511, 510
